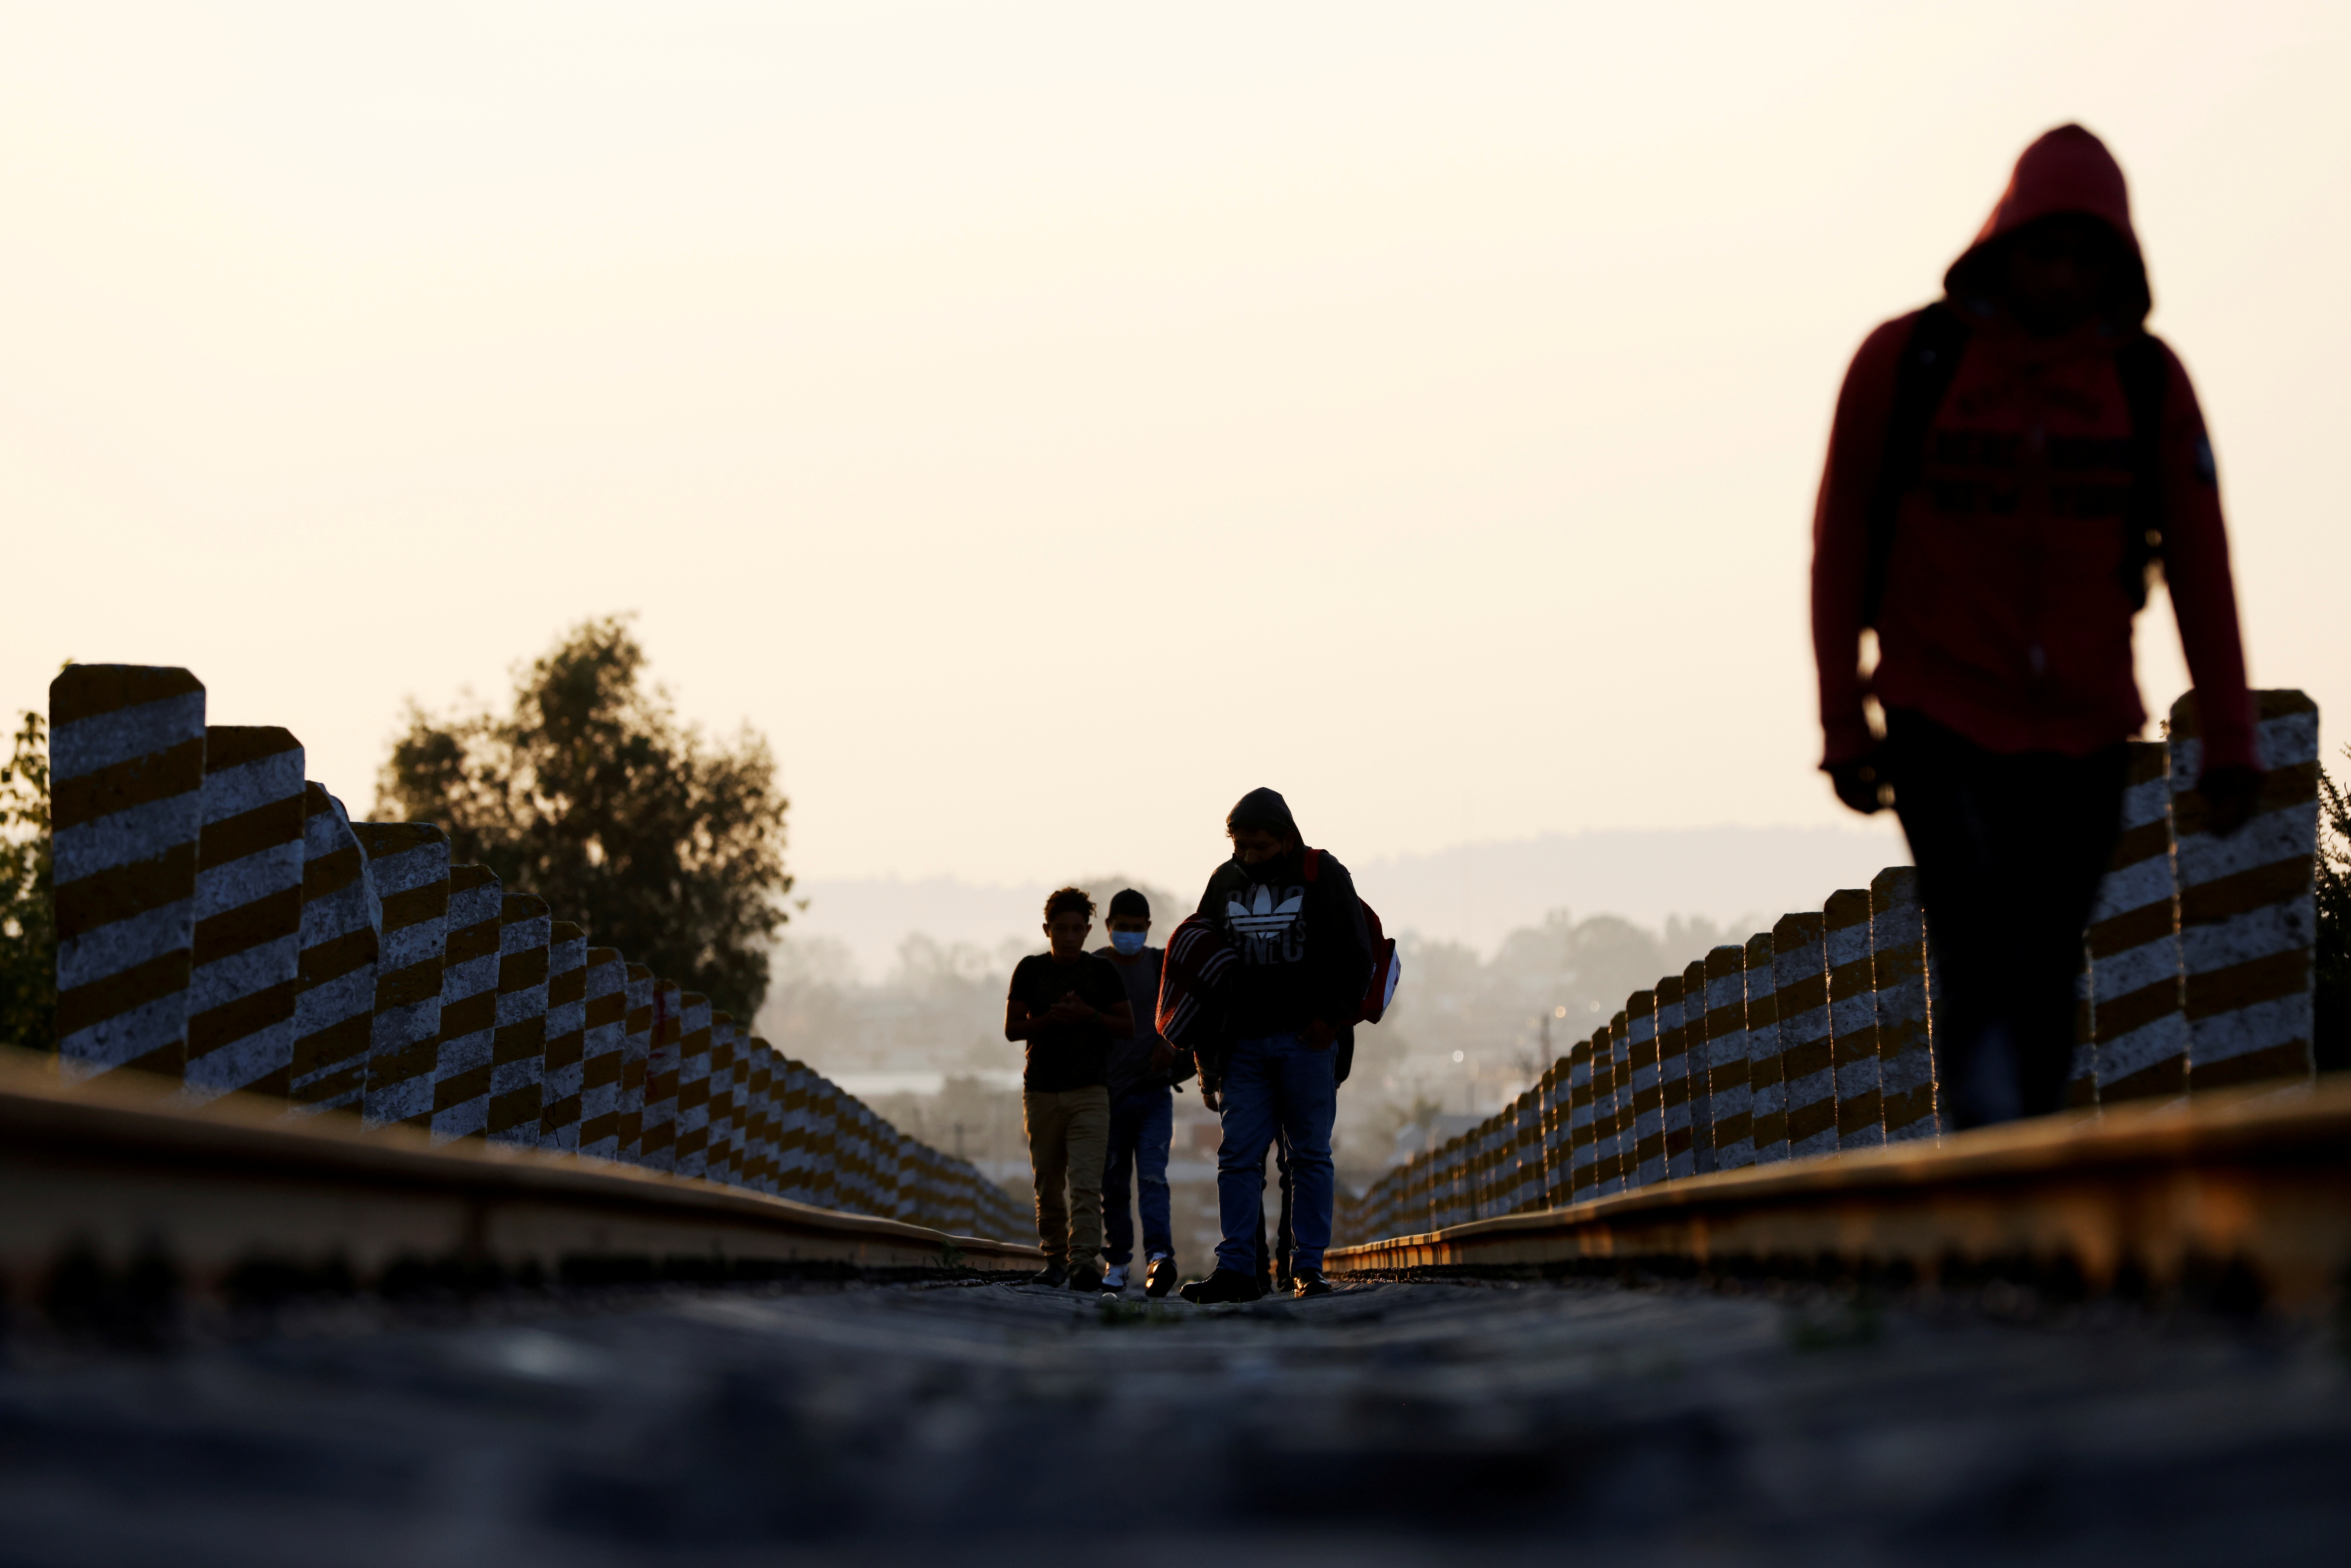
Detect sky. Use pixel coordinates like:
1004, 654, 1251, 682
6, 2, 2347, 925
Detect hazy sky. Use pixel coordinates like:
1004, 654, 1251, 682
6, 2, 2346, 900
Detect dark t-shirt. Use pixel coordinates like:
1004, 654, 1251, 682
1094, 945, 1168, 1101
1008, 951, 1128, 1092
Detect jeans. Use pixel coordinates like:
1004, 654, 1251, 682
1023, 1087, 1110, 1270
1100, 1087, 1173, 1266
1214, 1031, 1336, 1276
1253, 1130, 1293, 1286
1883, 709, 2128, 1128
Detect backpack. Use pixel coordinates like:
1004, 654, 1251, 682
1303, 848, 1402, 1025
1861, 301, 2169, 628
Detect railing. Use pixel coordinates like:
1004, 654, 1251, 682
1339, 689, 2322, 1248
44, 663, 1027, 1245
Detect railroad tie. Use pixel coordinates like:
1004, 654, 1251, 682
673, 994, 716, 1179
50, 665, 208, 1082
288, 787, 378, 1113
1745, 930, 1789, 1165
1705, 944, 1753, 1170
1684, 958, 1720, 1173
427, 865, 503, 1141
1625, 989, 1664, 1187
575, 947, 627, 1159
1774, 912, 1837, 1160
1825, 888, 1886, 1150
184, 726, 307, 1103
2088, 740, 2189, 1102
350, 824, 448, 1127
619, 965, 654, 1162
1656, 973, 1695, 1180
1873, 867, 1939, 1143
2172, 689, 2321, 1091
539, 921, 587, 1152
1566, 1032, 1598, 1200
639, 978, 684, 1173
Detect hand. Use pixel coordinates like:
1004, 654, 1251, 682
1828, 753, 1889, 815
1043, 993, 1092, 1024
2197, 764, 2264, 839
1201, 1086, 1221, 1112
1149, 1041, 1176, 1071
1303, 1018, 1334, 1051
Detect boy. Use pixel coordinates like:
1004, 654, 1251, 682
1005, 886, 1133, 1290
1095, 888, 1192, 1298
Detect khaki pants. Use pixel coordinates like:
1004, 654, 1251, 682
1023, 1086, 1110, 1271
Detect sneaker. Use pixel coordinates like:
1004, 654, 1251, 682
1144, 1254, 1177, 1299
1177, 1268, 1265, 1305
1101, 1263, 1129, 1293
1028, 1261, 1068, 1289
1067, 1265, 1105, 1293
1292, 1268, 1332, 1299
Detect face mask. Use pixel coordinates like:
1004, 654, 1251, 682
1110, 930, 1147, 956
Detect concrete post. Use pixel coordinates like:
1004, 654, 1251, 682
540, 921, 586, 1152
747, 1040, 778, 1194
289, 787, 378, 1113
1872, 867, 1938, 1143
484, 894, 548, 1148
674, 993, 716, 1179
639, 978, 683, 1172
1536, 1058, 1565, 1207
2067, 950, 2099, 1108
184, 726, 306, 1102
1773, 912, 1836, 1160
775, 1059, 808, 1201
51, 665, 207, 1082
2171, 690, 2320, 1090
426, 865, 501, 1140
2088, 741, 2187, 1101
1625, 989, 1663, 1187
620, 964, 653, 1162
1683, 959, 1718, 1173
705, 1013, 738, 1184
1824, 888, 1885, 1150
1656, 973, 1695, 1180
1589, 1024, 1623, 1197
575, 946, 627, 1159
349, 824, 446, 1128
1566, 1033, 1598, 1201
1745, 931, 1788, 1165
1705, 944, 1753, 1170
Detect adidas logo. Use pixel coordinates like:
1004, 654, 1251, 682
1226, 886, 1303, 937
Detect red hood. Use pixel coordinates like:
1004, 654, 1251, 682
1945, 123, 2151, 323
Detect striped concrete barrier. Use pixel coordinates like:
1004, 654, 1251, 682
1704, 944, 1753, 1171
428, 865, 502, 1141
1566, 1032, 1597, 1200
747, 1039, 777, 1195
1537, 1057, 1567, 1207
640, 978, 683, 1173
486, 893, 549, 1148
1682, 958, 1718, 1174
1589, 1024, 1623, 1197
1775, 912, 1837, 1160
575, 946, 627, 1159
1872, 867, 1938, 1143
349, 824, 447, 1128
1656, 973, 1695, 1180
2090, 740, 2189, 1102
2069, 954, 2100, 1108
1825, 888, 1885, 1151
539, 921, 587, 1152
674, 993, 716, 1179
1745, 930, 1788, 1165
2172, 690, 2320, 1091
51, 665, 207, 1081
289, 787, 377, 1112
185, 727, 306, 1102
775, 1057, 809, 1202
620, 964, 654, 1162
1625, 990, 1663, 1188
704, 1012, 738, 1184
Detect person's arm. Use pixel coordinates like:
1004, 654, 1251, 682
1811, 317, 1911, 795
2154, 345, 2262, 831
1004, 998, 1037, 1042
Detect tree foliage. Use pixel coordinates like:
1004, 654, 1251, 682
0, 710, 54, 1049
376, 617, 792, 1020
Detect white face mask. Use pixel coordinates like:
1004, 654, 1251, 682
1110, 929, 1147, 955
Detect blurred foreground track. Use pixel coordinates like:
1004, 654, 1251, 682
1335, 1076, 2351, 1319
1, 1277, 2346, 1565
0, 1047, 1039, 1310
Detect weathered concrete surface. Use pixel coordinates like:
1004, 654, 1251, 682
0, 1278, 2343, 1565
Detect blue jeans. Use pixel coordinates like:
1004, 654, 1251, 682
1214, 1032, 1336, 1276
1100, 1087, 1174, 1266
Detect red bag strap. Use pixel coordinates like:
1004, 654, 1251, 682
1302, 847, 1320, 881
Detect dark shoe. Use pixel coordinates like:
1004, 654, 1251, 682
1292, 1268, 1332, 1299
1178, 1268, 1265, 1305
1067, 1265, 1105, 1293
1144, 1254, 1178, 1299
1028, 1261, 1068, 1288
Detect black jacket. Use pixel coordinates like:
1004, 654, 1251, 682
1194, 847, 1374, 1043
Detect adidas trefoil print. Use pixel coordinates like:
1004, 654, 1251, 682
1226, 882, 1307, 964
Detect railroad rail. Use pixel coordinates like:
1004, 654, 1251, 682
0, 1047, 1040, 1316
1331, 1073, 2351, 1318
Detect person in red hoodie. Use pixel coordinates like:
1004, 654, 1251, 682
1811, 124, 2263, 1128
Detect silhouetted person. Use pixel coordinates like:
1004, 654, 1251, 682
1182, 789, 1372, 1302
1812, 124, 2261, 1128
1095, 888, 1193, 1298
1005, 887, 1133, 1291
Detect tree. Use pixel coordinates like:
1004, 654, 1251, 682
2316, 747, 2351, 1073
376, 617, 792, 1020
0, 710, 54, 1049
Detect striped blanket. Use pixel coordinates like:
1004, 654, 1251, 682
1155, 913, 1235, 1062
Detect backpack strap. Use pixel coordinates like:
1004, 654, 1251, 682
1863, 302, 1973, 628
1302, 847, 1320, 882
2114, 332, 2170, 612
